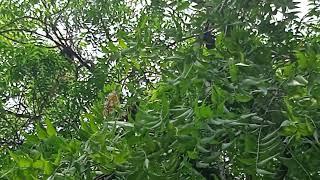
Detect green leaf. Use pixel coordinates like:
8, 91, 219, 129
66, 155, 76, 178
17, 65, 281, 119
119, 39, 128, 49
9, 151, 18, 162
235, 93, 252, 102
33, 160, 45, 169
144, 158, 149, 169
197, 144, 210, 153
89, 118, 98, 132
242, 78, 262, 86
45, 118, 57, 137
244, 135, 256, 152
36, 124, 47, 140
176, 2, 190, 11
284, 98, 299, 122
295, 75, 308, 85
240, 113, 257, 119
195, 105, 213, 120
235, 62, 250, 67
229, 63, 238, 82
187, 150, 198, 159
44, 161, 54, 175
211, 85, 225, 105
256, 168, 274, 175
54, 150, 62, 165
258, 153, 280, 166
18, 158, 33, 168
108, 41, 118, 51
237, 158, 255, 165
287, 80, 304, 86
222, 142, 233, 150
114, 152, 127, 165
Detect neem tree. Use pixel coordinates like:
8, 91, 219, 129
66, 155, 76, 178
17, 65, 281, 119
0, 0, 320, 179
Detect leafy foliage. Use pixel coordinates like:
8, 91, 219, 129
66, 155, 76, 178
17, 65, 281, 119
0, 0, 320, 179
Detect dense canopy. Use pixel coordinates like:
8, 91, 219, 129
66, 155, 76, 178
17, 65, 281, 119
0, 0, 320, 179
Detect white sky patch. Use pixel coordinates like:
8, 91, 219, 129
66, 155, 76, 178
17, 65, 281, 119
295, 0, 310, 18
273, 0, 311, 21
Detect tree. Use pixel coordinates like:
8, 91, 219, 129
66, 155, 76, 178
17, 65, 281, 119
0, 0, 319, 179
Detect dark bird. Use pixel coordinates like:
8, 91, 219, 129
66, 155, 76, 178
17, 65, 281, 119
204, 31, 215, 49
202, 21, 216, 49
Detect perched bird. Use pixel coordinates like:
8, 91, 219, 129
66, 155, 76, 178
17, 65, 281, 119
203, 23, 215, 49
204, 31, 215, 49
103, 91, 119, 116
